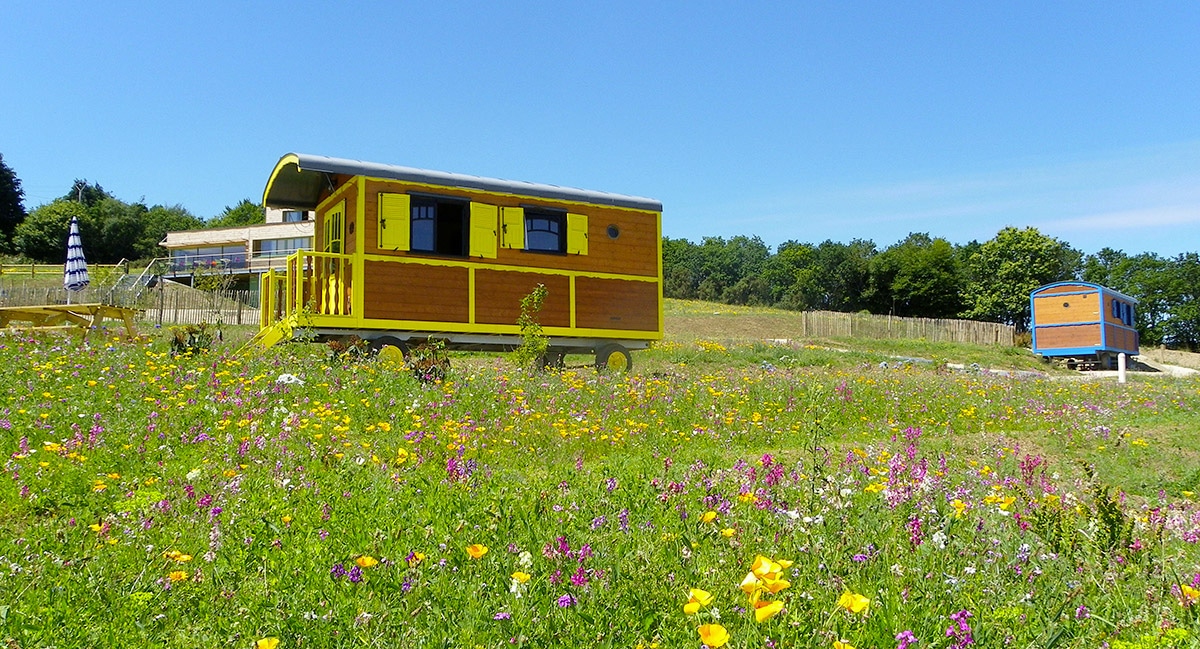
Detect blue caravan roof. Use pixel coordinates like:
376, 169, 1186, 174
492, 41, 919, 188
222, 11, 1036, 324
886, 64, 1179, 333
1031, 281, 1138, 304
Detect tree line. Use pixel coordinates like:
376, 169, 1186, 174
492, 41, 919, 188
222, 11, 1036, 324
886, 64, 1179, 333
665, 229, 1200, 349
0, 153, 264, 265
2, 153, 1197, 348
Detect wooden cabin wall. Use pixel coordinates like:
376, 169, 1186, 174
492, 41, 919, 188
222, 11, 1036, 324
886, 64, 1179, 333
360, 179, 659, 278
362, 261, 468, 323
1036, 324, 1101, 349
1104, 325, 1137, 352
474, 271, 570, 327
1032, 286, 1099, 326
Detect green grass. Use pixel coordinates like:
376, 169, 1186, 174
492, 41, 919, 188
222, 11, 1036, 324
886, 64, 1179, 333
1, 322, 1199, 648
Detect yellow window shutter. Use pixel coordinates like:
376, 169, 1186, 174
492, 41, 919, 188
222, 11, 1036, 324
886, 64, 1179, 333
469, 202, 498, 259
500, 207, 525, 249
567, 213, 588, 255
378, 193, 410, 251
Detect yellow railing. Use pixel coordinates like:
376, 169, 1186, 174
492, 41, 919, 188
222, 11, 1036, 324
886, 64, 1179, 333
277, 250, 352, 320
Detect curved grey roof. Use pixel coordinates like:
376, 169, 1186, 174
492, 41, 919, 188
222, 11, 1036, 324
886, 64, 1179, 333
263, 153, 662, 212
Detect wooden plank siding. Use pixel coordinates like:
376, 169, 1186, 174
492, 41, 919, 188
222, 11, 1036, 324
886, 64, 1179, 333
474, 271, 570, 327
1036, 323, 1101, 349
1032, 292, 1099, 325
1104, 324, 1138, 351
574, 277, 660, 332
363, 261, 469, 323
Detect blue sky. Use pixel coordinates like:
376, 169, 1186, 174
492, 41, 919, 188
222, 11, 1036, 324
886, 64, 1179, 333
3, 1, 1198, 256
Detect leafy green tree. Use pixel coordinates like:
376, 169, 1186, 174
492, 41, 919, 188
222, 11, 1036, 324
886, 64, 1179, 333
962, 227, 1081, 330
13, 199, 88, 262
662, 236, 702, 299
800, 239, 876, 312
1162, 253, 1200, 350
137, 204, 203, 260
1082, 248, 1175, 346
762, 240, 817, 308
207, 199, 264, 228
62, 179, 111, 207
870, 233, 965, 318
0, 153, 26, 251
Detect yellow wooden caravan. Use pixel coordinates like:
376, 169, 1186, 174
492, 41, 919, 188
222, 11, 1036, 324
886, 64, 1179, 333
251, 153, 663, 369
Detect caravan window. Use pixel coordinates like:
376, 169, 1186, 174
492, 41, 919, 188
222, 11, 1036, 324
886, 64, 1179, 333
524, 208, 566, 253
410, 196, 467, 256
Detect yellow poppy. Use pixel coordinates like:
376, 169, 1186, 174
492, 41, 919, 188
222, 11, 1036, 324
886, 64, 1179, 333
511, 571, 531, 584
683, 588, 714, 615
355, 555, 378, 568
833, 641, 856, 649
700, 511, 717, 523
720, 528, 736, 538
466, 544, 489, 559
837, 590, 870, 614
754, 599, 784, 622
255, 638, 280, 649
697, 624, 730, 648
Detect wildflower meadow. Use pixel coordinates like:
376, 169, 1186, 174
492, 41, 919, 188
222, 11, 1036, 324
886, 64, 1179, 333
3, 328, 1200, 648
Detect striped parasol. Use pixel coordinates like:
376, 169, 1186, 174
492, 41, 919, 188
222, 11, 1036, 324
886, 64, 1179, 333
64, 215, 90, 293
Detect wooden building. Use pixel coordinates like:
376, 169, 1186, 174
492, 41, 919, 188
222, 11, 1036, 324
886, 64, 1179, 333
1030, 281, 1138, 368
252, 153, 663, 369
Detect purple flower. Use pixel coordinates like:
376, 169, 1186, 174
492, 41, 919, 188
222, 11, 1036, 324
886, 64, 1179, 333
1075, 605, 1090, 620
896, 630, 917, 649
556, 594, 576, 608
348, 565, 363, 583
946, 610, 974, 648
494, 612, 511, 620
330, 563, 347, 579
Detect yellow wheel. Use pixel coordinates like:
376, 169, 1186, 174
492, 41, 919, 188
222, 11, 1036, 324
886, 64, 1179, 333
370, 336, 409, 368
595, 344, 632, 372
377, 344, 406, 367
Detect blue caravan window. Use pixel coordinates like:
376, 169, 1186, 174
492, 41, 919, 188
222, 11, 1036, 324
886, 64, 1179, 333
1112, 300, 1121, 319
1124, 304, 1134, 326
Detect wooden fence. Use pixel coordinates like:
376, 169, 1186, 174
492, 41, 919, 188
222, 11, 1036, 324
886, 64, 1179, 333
795, 310, 1014, 345
0, 285, 260, 327
139, 289, 260, 326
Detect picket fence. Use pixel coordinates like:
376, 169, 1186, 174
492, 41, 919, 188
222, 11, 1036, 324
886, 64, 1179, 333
795, 310, 1013, 345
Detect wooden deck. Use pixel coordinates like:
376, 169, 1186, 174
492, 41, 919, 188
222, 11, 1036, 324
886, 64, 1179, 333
0, 303, 139, 338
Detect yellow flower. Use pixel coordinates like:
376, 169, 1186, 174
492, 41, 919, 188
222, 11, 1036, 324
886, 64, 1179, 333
754, 599, 784, 622
407, 551, 426, 566
466, 544, 489, 559
281, 515, 292, 524
720, 528, 736, 538
255, 638, 280, 649
162, 550, 193, 563
355, 555, 378, 568
396, 448, 409, 464
833, 641, 856, 649
511, 571, 531, 584
683, 588, 714, 615
697, 624, 730, 648
1181, 583, 1200, 605
700, 510, 718, 523
167, 570, 189, 583
740, 572, 761, 596
837, 590, 870, 614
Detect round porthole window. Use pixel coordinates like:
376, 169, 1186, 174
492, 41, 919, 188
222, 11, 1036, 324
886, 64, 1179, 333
1062, 302, 1070, 308
607, 225, 620, 239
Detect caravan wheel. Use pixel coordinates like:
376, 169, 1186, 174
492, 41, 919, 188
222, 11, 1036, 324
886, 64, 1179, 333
595, 343, 632, 372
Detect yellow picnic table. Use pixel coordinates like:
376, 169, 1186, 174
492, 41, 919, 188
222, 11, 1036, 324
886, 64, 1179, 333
0, 303, 139, 339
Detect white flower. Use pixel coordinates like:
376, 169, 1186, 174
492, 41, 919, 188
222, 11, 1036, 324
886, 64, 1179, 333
518, 551, 533, 568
